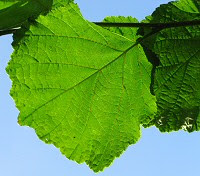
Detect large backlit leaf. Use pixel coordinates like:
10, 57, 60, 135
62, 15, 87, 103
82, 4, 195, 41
7, 2, 156, 172
142, 0, 200, 132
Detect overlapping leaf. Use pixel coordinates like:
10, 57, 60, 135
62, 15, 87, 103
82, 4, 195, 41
142, 0, 200, 132
0, 0, 52, 30
0, 0, 73, 30
7, 2, 156, 172
103, 16, 139, 41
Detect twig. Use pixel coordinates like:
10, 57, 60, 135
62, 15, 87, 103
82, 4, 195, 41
0, 20, 200, 37
0, 28, 19, 36
94, 20, 200, 28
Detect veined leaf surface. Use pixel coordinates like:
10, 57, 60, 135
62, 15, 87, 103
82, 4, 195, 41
7, 2, 156, 172
103, 16, 139, 41
142, 0, 200, 132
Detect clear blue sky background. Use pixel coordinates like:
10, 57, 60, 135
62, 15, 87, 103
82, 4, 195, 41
1, 0, 200, 176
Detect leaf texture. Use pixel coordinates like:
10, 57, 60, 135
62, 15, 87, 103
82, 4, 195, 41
103, 16, 139, 41
0, 0, 51, 30
0, 0, 72, 30
142, 0, 200, 132
7, 2, 156, 172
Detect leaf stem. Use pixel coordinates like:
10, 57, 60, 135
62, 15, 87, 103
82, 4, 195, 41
94, 20, 200, 28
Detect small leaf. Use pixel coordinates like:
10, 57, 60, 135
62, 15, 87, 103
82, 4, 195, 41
103, 16, 139, 41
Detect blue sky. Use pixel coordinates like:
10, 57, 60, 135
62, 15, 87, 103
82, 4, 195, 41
1, 0, 200, 176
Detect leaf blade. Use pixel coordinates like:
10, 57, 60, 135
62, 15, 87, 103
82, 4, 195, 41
7, 2, 156, 172
142, 0, 200, 132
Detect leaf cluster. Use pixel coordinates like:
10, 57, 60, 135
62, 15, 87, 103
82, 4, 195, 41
0, 0, 199, 172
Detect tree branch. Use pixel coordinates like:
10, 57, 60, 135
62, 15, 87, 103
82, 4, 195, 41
0, 28, 18, 36
0, 20, 199, 37
94, 20, 200, 28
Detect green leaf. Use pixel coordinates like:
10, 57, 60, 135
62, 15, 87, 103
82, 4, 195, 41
0, 0, 52, 30
0, 0, 72, 30
103, 16, 139, 41
7, 2, 156, 172
0, 0, 16, 10
142, 0, 200, 132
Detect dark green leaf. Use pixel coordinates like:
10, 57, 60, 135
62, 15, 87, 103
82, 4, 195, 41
142, 0, 200, 132
0, 0, 73, 30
